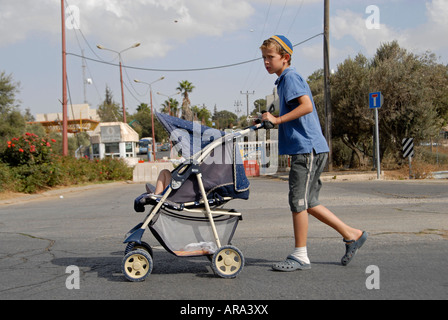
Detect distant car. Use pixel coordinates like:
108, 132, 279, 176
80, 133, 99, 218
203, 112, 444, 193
160, 143, 170, 151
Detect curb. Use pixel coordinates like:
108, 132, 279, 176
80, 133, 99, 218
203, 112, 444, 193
270, 171, 382, 182
0, 181, 129, 206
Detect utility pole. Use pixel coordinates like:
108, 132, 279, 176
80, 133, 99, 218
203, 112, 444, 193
61, 0, 68, 156
323, 0, 332, 171
119, 60, 126, 123
240, 91, 255, 117
234, 100, 242, 117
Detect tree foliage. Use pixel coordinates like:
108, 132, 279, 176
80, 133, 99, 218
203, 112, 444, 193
0, 71, 20, 114
127, 107, 168, 143
371, 42, 446, 162
212, 109, 238, 130
97, 86, 122, 122
177, 80, 195, 121
0, 72, 26, 146
160, 98, 180, 117
192, 105, 212, 126
309, 41, 448, 168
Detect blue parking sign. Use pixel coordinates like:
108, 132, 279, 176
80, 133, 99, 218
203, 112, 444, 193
369, 92, 383, 109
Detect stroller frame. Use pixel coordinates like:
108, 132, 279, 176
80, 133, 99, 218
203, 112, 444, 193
121, 123, 264, 281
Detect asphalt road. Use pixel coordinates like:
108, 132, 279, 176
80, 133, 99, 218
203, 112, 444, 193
0, 178, 447, 303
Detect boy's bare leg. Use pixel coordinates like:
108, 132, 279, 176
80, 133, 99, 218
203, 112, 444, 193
307, 205, 363, 241
292, 210, 309, 247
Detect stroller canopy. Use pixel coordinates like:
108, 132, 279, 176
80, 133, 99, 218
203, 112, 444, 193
155, 112, 250, 203
156, 112, 225, 157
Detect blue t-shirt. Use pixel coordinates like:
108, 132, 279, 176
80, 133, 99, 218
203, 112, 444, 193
276, 67, 329, 155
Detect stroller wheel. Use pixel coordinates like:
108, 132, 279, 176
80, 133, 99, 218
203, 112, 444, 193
211, 245, 244, 279
124, 241, 153, 258
122, 249, 153, 282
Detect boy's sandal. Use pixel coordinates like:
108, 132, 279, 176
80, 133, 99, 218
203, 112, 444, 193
272, 255, 311, 272
341, 231, 368, 266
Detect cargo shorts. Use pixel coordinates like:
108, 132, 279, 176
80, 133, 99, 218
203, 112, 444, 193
288, 151, 328, 213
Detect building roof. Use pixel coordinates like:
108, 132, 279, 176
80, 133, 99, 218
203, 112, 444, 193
90, 122, 139, 143
30, 104, 100, 133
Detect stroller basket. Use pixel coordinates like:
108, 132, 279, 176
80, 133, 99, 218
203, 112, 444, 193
149, 207, 240, 257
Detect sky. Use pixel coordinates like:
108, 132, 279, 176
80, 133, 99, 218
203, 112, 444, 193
1, 0, 447, 120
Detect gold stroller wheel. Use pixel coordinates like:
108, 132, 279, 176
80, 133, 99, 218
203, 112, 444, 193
212, 245, 244, 278
122, 249, 153, 282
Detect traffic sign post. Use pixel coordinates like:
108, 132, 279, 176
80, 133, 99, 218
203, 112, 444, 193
370, 92, 383, 179
402, 138, 415, 179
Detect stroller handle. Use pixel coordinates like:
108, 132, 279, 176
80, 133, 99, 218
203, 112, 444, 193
246, 121, 270, 131
248, 104, 276, 130
247, 113, 274, 131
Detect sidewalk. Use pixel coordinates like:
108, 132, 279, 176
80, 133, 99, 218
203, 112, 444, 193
271, 170, 382, 182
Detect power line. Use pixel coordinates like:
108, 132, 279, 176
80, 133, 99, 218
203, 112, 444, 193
286, 0, 305, 36
64, 0, 116, 64
66, 33, 323, 73
244, 0, 302, 97
240, 0, 273, 90
66, 52, 262, 72
120, 55, 149, 98
274, 0, 289, 34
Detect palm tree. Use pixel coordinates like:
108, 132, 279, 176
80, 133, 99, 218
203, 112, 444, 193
136, 103, 150, 113
160, 98, 180, 117
176, 80, 195, 121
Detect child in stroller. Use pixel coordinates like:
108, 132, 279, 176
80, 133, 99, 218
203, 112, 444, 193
147, 169, 171, 195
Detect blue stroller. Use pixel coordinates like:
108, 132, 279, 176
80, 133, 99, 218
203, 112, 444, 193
121, 113, 267, 281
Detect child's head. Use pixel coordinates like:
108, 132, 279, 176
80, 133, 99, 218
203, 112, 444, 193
260, 35, 293, 65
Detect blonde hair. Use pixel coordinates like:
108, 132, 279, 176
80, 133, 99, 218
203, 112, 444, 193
260, 38, 292, 65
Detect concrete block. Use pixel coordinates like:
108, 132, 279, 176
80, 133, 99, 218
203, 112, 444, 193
133, 162, 174, 183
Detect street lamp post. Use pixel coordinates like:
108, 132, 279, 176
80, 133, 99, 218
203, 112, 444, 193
134, 77, 165, 161
97, 43, 141, 123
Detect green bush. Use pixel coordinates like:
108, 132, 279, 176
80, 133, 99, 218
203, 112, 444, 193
0, 132, 133, 194
0, 162, 13, 192
10, 164, 56, 193
55, 156, 133, 185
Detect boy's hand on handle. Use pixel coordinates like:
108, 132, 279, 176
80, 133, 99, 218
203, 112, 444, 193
252, 105, 276, 129
261, 111, 276, 129
261, 111, 276, 123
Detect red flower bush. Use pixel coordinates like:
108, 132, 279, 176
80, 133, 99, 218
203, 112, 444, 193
1, 133, 55, 166
1, 133, 133, 194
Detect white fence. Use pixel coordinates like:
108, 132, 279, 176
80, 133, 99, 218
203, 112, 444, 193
237, 129, 287, 175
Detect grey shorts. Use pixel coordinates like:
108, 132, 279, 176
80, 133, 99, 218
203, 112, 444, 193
288, 152, 328, 213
